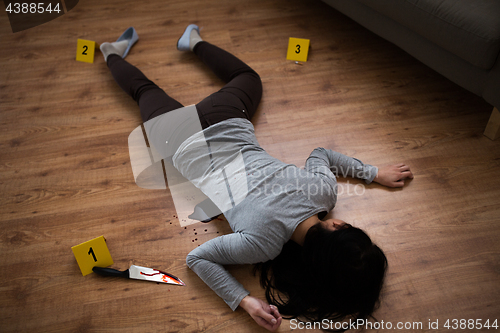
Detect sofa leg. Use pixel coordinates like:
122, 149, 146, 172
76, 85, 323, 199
484, 107, 500, 140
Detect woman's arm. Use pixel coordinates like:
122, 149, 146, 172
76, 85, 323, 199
186, 232, 282, 330
305, 148, 378, 183
186, 233, 262, 310
305, 148, 413, 188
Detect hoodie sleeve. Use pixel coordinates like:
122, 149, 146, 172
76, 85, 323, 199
305, 148, 378, 184
186, 232, 278, 311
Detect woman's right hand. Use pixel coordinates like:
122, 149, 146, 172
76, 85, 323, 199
239, 295, 282, 331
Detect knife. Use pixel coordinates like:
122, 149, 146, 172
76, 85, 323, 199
92, 265, 185, 286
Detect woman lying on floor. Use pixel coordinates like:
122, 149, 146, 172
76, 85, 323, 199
100, 24, 413, 331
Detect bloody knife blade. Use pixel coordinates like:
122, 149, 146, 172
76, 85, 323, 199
92, 265, 185, 286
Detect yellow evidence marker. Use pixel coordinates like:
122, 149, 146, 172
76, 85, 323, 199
286, 37, 310, 62
72, 236, 113, 276
76, 39, 98, 63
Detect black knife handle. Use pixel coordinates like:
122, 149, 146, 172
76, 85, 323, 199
92, 266, 130, 278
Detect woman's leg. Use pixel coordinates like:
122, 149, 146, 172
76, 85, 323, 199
106, 54, 184, 122
193, 41, 263, 128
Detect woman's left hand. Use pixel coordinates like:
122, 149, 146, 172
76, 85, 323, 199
373, 163, 413, 188
239, 295, 282, 331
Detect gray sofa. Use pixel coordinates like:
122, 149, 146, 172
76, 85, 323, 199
321, 0, 500, 140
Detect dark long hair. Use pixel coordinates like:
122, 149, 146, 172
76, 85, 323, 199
254, 223, 387, 330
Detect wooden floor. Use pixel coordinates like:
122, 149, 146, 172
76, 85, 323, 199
1, 0, 499, 332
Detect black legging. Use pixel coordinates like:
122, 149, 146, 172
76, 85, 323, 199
106, 41, 262, 129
